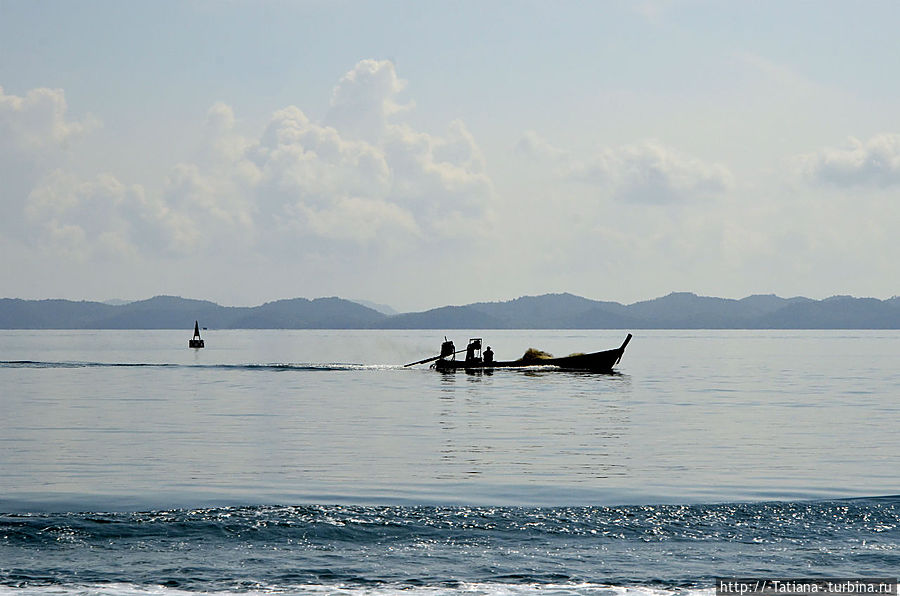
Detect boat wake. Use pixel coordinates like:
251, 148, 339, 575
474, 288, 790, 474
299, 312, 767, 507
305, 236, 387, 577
0, 583, 714, 596
0, 360, 395, 372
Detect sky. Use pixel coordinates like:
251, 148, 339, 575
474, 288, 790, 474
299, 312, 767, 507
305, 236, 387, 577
2, 1, 900, 312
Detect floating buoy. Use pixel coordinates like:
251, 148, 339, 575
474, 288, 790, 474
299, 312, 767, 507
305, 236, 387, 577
189, 320, 204, 348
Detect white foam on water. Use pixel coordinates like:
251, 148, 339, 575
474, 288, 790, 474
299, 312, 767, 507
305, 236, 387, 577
0, 584, 715, 596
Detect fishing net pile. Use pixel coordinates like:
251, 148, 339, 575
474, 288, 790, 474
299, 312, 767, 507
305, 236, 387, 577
521, 348, 553, 361
520, 348, 586, 361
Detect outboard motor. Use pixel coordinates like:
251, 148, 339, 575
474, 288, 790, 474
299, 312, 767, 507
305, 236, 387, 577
440, 339, 456, 360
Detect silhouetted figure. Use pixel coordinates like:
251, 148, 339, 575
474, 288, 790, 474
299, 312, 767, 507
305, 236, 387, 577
484, 346, 494, 364
465, 338, 482, 364
440, 338, 455, 360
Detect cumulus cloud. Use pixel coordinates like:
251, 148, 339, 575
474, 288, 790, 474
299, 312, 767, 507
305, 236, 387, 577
326, 58, 413, 140
0, 86, 97, 235
519, 133, 732, 203
242, 105, 422, 244
6, 60, 493, 261
573, 140, 733, 203
799, 133, 900, 187
160, 163, 255, 252
285, 197, 419, 244
384, 119, 491, 223
200, 101, 253, 165
252, 105, 392, 208
25, 171, 160, 259
0, 85, 93, 158
231, 61, 492, 244
515, 130, 570, 163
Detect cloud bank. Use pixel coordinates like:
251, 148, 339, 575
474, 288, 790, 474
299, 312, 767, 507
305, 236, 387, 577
6, 61, 494, 262
3, 59, 898, 308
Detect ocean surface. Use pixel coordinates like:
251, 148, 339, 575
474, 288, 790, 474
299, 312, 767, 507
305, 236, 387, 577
1, 330, 898, 594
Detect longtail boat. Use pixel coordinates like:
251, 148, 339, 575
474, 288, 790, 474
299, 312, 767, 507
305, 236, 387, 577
419, 334, 632, 372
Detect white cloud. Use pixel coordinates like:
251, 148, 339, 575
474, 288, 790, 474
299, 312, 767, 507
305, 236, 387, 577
519, 133, 733, 203
600, 141, 733, 203
384, 120, 492, 222
200, 101, 253, 166
799, 133, 900, 188
160, 163, 255, 252
286, 196, 419, 244
0, 86, 97, 236
515, 130, 570, 163
252, 105, 392, 209
25, 171, 148, 259
5, 61, 493, 265
0, 85, 93, 157
326, 59, 413, 141
23, 165, 245, 259
237, 62, 493, 244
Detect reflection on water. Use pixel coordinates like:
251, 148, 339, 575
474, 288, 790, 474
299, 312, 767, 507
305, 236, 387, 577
1, 329, 899, 510
434, 368, 632, 485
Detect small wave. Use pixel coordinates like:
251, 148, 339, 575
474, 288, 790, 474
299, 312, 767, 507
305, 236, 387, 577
0, 582, 714, 596
2, 502, 897, 593
4, 499, 898, 544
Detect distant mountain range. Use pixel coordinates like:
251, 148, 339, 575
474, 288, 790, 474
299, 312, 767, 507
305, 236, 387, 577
0, 296, 384, 330
2, 292, 900, 329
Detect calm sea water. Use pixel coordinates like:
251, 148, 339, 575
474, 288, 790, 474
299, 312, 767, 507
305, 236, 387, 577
1, 330, 898, 594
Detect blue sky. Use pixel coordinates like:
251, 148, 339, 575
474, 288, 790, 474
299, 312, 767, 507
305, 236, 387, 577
2, 1, 900, 310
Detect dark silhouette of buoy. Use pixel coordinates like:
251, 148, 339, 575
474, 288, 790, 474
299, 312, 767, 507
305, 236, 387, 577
189, 320, 205, 348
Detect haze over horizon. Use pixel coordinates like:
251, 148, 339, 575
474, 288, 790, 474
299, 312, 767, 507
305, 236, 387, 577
3, 2, 899, 312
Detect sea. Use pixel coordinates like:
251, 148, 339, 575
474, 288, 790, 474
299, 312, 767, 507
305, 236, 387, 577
1, 329, 898, 596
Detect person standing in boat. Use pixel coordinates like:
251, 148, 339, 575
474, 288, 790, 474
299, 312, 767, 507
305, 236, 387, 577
465, 338, 482, 365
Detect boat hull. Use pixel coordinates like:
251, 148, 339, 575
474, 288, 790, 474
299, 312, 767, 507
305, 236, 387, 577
432, 334, 631, 373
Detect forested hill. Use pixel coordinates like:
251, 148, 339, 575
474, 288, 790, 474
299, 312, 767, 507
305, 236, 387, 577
0, 296, 385, 329
2, 292, 900, 329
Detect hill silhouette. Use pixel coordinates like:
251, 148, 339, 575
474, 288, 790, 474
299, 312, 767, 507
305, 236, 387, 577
0, 295, 385, 329
1, 292, 899, 329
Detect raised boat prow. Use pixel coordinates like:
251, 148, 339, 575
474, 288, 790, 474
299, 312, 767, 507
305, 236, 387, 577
615, 333, 632, 365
